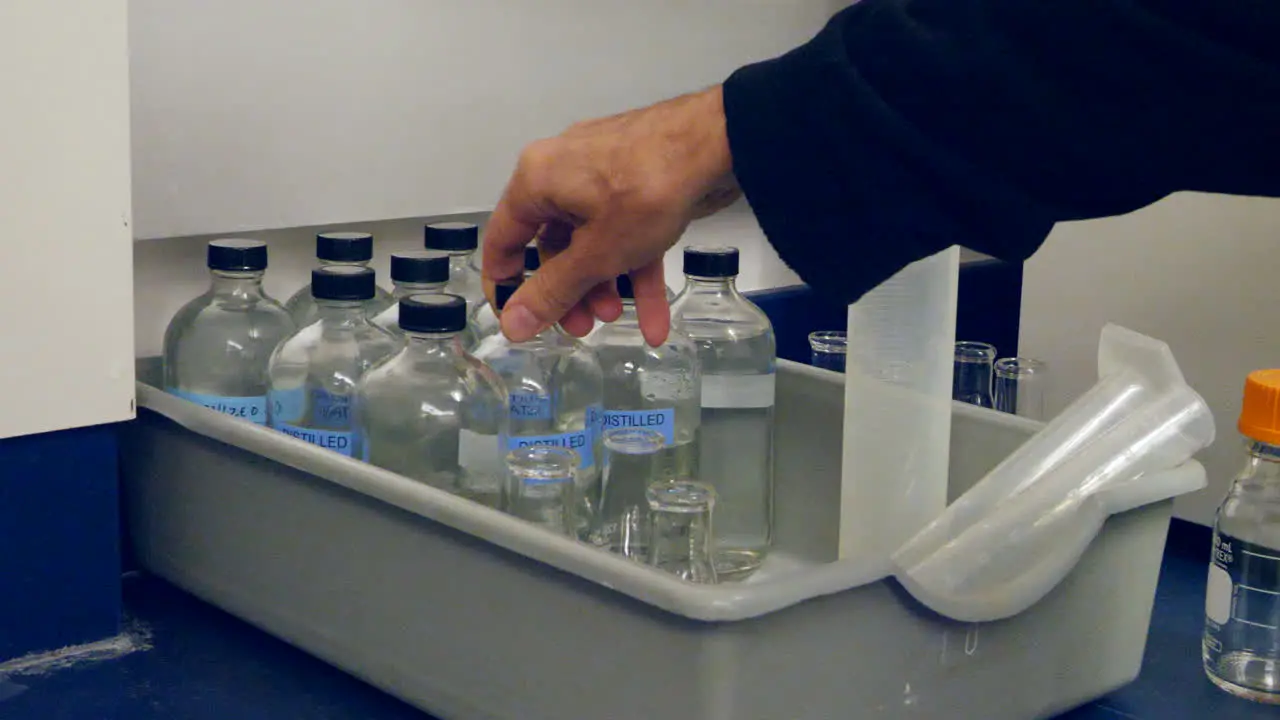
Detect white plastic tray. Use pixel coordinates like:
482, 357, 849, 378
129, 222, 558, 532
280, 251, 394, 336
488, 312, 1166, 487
122, 359, 1178, 719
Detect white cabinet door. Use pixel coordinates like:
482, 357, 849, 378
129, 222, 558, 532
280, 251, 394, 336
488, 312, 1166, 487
129, 0, 834, 240
0, 1, 134, 439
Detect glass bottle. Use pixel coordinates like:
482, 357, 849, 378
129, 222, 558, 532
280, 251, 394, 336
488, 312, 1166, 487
647, 480, 718, 584
285, 231, 394, 327
371, 251, 481, 348
475, 280, 604, 531
471, 244, 542, 350
670, 246, 775, 580
163, 239, 295, 424
505, 445, 579, 536
356, 294, 508, 507
267, 266, 402, 458
953, 341, 997, 408
424, 222, 484, 310
1204, 369, 1280, 703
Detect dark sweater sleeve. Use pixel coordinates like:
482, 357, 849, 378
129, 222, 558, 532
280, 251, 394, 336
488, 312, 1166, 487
724, 0, 1280, 306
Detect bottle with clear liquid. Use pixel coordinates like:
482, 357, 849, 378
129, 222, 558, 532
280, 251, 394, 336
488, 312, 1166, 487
268, 266, 403, 459
285, 231, 394, 327
372, 251, 480, 348
1204, 369, 1280, 704
163, 239, 296, 424
424, 222, 484, 310
589, 274, 701, 507
475, 280, 604, 528
357, 294, 508, 507
472, 244, 541, 349
670, 247, 775, 579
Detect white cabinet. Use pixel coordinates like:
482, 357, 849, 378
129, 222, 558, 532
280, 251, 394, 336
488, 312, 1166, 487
0, 0, 134, 439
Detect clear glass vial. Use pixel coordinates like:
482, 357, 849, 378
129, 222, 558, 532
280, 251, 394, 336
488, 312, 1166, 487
588, 274, 701, 484
953, 341, 997, 408
356, 294, 508, 507
597, 427, 667, 559
475, 280, 604, 529
670, 246, 775, 580
424, 222, 484, 311
267, 266, 402, 459
1204, 369, 1280, 704
647, 480, 718, 584
993, 357, 1049, 421
809, 331, 847, 373
163, 239, 295, 424
285, 231, 395, 327
505, 445, 580, 537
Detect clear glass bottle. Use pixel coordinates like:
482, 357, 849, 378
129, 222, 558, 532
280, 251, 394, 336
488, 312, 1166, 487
647, 479, 718, 584
268, 266, 403, 459
589, 274, 701, 501
356, 294, 508, 507
475, 280, 604, 532
285, 231, 394, 327
471, 244, 542, 350
1204, 369, 1280, 703
953, 341, 997, 408
505, 445, 579, 536
670, 246, 775, 580
424, 222, 484, 310
371, 251, 481, 348
163, 239, 295, 424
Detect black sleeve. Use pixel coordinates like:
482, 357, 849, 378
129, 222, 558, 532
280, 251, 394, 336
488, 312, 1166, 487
723, 0, 1280, 306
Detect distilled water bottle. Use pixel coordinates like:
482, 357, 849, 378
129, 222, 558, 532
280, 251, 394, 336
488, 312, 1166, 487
471, 245, 542, 349
357, 294, 508, 507
424, 222, 484, 309
1204, 369, 1280, 703
268, 266, 402, 458
589, 274, 701, 495
671, 247, 775, 579
475, 281, 604, 525
285, 231, 394, 327
163, 239, 295, 424
371, 251, 480, 347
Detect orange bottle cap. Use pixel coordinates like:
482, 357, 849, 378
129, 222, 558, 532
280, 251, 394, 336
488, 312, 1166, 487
1238, 369, 1280, 445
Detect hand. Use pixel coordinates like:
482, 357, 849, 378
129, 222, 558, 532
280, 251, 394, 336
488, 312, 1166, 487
481, 85, 740, 346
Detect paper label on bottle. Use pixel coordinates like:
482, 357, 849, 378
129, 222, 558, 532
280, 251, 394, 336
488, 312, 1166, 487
700, 373, 776, 409
274, 422, 359, 457
509, 393, 553, 420
509, 430, 594, 469
310, 388, 353, 427
587, 403, 604, 441
168, 388, 268, 424
602, 408, 675, 446
269, 387, 306, 424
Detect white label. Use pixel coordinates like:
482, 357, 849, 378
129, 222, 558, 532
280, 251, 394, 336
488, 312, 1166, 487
459, 429, 505, 483
700, 373, 776, 409
1206, 563, 1232, 626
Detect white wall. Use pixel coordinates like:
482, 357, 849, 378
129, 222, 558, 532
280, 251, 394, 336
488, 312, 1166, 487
0, 0, 134, 439
1021, 192, 1280, 525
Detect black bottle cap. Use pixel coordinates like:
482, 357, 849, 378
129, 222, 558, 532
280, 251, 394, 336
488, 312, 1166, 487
398, 293, 467, 333
311, 266, 376, 301
316, 231, 374, 262
616, 274, 635, 300
683, 246, 740, 278
493, 280, 521, 311
524, 245, 541, 272
424, 222, 479, 252
207, 239, 268, 272
390, 251, 449, 284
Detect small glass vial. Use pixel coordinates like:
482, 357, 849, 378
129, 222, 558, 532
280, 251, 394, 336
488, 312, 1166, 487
1204, 369, 1280, 703
647, 480, 718, 584
285, 231, 394, 327
267, 266, 403, 458
505, 445, 579, 537
597, 427, 666, 559
471, 244, 541, 350
953, 341, 997, 408
993, 357, 1048, 421
808, 331, 847, 373
356, 294, 508, 507
424, 222, 484, 310
163, 239, 295, 423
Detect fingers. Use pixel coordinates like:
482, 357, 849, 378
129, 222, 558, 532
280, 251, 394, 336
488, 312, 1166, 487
629, 261, 671, 347
558, 302, 597, 338
501, 236, 616, 342
585, 280, 623, 324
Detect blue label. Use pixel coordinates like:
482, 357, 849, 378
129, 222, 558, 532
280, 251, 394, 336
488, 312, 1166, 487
168, 389, 268, 424
269, 387, 306, 424
274, 422, 359, 457
509, 393, 552, 420
602, 408, 675, 446
587, 403, 604, 439
509, 430, 594, 469
311, 388, 353, 428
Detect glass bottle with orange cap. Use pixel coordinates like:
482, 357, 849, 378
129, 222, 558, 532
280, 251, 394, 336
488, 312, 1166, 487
1203, 369, 1280, 703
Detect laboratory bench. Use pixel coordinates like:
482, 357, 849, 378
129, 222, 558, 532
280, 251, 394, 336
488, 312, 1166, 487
0, 520, 1270, 720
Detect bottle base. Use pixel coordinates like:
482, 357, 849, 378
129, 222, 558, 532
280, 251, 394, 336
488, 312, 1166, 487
714, 548, 767, 582
1206, 657, 1280, 704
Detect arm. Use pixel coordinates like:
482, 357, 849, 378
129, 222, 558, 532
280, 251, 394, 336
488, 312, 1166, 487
726, 0, 1280, 305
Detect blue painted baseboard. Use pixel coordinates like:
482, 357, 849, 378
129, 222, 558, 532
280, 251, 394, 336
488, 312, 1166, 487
0, 423, 121, 660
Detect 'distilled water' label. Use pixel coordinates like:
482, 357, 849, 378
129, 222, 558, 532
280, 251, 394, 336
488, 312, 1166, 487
168, 388, 268, 424
602, 408, 675, 446
269, 387, 359, 458
509, 393, 553, 420
509, 430, 594, 469
274, 422, 359, 457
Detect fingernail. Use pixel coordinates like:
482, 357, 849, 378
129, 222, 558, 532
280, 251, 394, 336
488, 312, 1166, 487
502, 304, 543, 341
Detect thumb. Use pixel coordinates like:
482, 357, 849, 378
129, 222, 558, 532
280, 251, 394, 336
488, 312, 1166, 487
501, 238, 614, 342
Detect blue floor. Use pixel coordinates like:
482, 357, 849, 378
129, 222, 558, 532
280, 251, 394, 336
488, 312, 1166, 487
1, 522, 1274, 719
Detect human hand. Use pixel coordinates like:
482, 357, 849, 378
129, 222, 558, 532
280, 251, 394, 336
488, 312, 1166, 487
481, 85, 740, 346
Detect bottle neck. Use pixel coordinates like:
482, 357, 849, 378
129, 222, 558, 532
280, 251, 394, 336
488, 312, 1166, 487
209, 270, 267, 298
447, 252, 476, 270
392, 280, 445, 298
318, 259, 370, 269
1244, 440, 1280, 480
403, 330, 464, 355
315, 298, 372, 323
682, 274, 738, 297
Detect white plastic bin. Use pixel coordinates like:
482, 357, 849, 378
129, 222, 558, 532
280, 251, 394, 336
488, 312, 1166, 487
122, 359, 1178, 720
